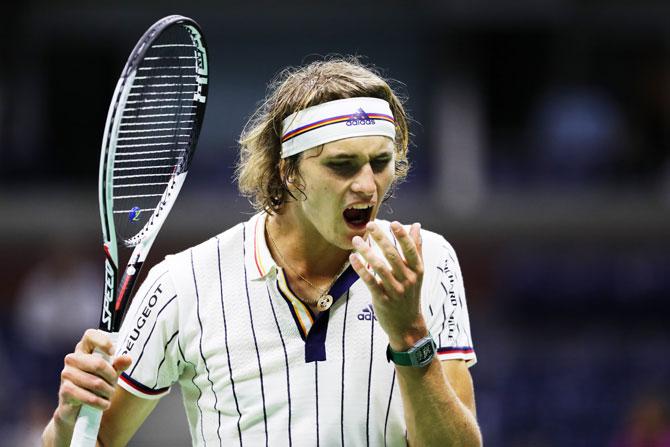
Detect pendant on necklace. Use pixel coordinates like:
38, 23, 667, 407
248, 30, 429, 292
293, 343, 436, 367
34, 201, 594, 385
317, 294, 333, 311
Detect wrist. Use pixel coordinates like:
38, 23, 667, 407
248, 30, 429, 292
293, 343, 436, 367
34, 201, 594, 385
47, 406, 78, 447
53, 406, 77, 430
388, 320, 429, 351
386, 333, 437, 368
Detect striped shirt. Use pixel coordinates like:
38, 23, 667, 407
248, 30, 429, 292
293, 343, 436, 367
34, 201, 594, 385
116, 212, 476, 446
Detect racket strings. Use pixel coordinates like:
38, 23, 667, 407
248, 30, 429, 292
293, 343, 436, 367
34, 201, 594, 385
111, 25, 203, 243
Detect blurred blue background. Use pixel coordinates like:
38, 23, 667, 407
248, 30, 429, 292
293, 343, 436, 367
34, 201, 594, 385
0, 1, 669, 446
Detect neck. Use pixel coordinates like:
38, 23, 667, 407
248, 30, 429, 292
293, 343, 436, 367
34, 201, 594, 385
265, 210, 350, 284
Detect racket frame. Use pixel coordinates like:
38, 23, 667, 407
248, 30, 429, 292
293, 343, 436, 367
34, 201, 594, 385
71, 15, 207, 446
97, 15, 207, 334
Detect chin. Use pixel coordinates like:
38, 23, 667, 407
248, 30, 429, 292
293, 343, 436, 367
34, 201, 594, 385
338, 226, 365, 250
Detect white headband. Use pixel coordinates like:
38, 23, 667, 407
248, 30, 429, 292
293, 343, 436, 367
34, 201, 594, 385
281, 97, 396, 158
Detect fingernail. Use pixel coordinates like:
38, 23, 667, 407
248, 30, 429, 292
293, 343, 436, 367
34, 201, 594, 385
352, 236, 363, 247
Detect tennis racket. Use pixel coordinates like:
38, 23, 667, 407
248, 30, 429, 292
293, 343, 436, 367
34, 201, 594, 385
70, 15, 208, 446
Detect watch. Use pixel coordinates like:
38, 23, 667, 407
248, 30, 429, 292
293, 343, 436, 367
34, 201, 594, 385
386, 334, 437, 367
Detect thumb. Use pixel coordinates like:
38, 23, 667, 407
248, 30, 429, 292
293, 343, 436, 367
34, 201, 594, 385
112, 354, 133, 375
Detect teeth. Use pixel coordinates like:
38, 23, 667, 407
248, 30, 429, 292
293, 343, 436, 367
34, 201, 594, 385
350, 204, 372, 210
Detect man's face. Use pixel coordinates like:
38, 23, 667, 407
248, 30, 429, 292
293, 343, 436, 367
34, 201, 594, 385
290, 135, 396, 250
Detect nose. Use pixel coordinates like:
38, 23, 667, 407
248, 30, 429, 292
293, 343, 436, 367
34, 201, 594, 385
350, 163, 376, 197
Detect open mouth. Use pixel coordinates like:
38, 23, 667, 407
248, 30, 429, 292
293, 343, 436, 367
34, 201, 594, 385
343, 204, 373, 229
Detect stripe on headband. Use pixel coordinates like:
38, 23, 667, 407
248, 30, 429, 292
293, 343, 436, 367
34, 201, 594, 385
281, 97, 396, 158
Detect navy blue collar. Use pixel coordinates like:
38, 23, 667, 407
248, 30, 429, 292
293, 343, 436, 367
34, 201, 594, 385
304, 265, 359, 362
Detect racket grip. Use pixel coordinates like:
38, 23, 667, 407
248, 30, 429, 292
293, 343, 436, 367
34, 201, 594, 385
70, 404, 103, 447
69, 332, 119, 447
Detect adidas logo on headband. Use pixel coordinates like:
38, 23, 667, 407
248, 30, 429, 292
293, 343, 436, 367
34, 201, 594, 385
346, 108, 375, 126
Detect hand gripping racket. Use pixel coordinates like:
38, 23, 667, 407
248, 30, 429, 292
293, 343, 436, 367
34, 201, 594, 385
70, 15, 208, 446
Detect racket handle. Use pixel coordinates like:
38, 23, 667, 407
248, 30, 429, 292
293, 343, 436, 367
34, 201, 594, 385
70, 404, 103, 447
70, 332, 119, 447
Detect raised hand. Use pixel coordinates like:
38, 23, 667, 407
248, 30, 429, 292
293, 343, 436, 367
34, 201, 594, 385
349, 221, 428, 351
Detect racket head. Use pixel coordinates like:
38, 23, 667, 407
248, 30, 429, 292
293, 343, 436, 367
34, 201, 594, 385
99, 15, 208, 250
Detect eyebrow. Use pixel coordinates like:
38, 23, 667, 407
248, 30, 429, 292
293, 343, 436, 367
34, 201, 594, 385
325, 151, 393, 160
325, 154, 358, 160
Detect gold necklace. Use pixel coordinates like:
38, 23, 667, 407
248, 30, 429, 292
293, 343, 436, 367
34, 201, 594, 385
266, 225, 342, 311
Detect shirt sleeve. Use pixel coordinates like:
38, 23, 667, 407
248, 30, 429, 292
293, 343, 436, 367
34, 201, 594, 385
114, 260, 181, 399
423, 234, 477, 367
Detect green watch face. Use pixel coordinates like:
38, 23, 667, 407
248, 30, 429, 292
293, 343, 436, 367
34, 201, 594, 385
417, 343, 435, 362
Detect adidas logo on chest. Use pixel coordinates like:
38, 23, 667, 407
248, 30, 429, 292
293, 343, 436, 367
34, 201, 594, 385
357, 304, 377, 321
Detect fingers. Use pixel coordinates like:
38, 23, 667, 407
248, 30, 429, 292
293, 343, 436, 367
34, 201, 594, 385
363, 221, 423, 274
64, 351, 118, 386
366, 223, 407, 280
60, 351, 119, 411
351, 221, 424, 300
390, 221, 423, 272
349, 251, 388, 299
61, 365, 116, 401
59, 377, 112, 411
352, 235, 404, 295
57, 330, 133, 413
76, 328, 115, 356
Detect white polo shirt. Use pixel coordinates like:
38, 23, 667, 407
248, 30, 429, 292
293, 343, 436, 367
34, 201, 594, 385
116, 212, 476, 447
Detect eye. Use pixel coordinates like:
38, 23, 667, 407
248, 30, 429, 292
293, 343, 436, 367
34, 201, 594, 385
371, 157, 392, 173
326, 161, 358, 176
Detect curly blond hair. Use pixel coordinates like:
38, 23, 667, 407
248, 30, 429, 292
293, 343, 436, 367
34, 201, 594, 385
236, 57, 410, 213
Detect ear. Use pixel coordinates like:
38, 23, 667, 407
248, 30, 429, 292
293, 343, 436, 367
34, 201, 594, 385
281, 161, 302, 190
278, 159, 292, 184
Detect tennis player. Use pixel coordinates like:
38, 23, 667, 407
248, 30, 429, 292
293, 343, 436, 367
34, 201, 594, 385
43, 58, 481, 446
